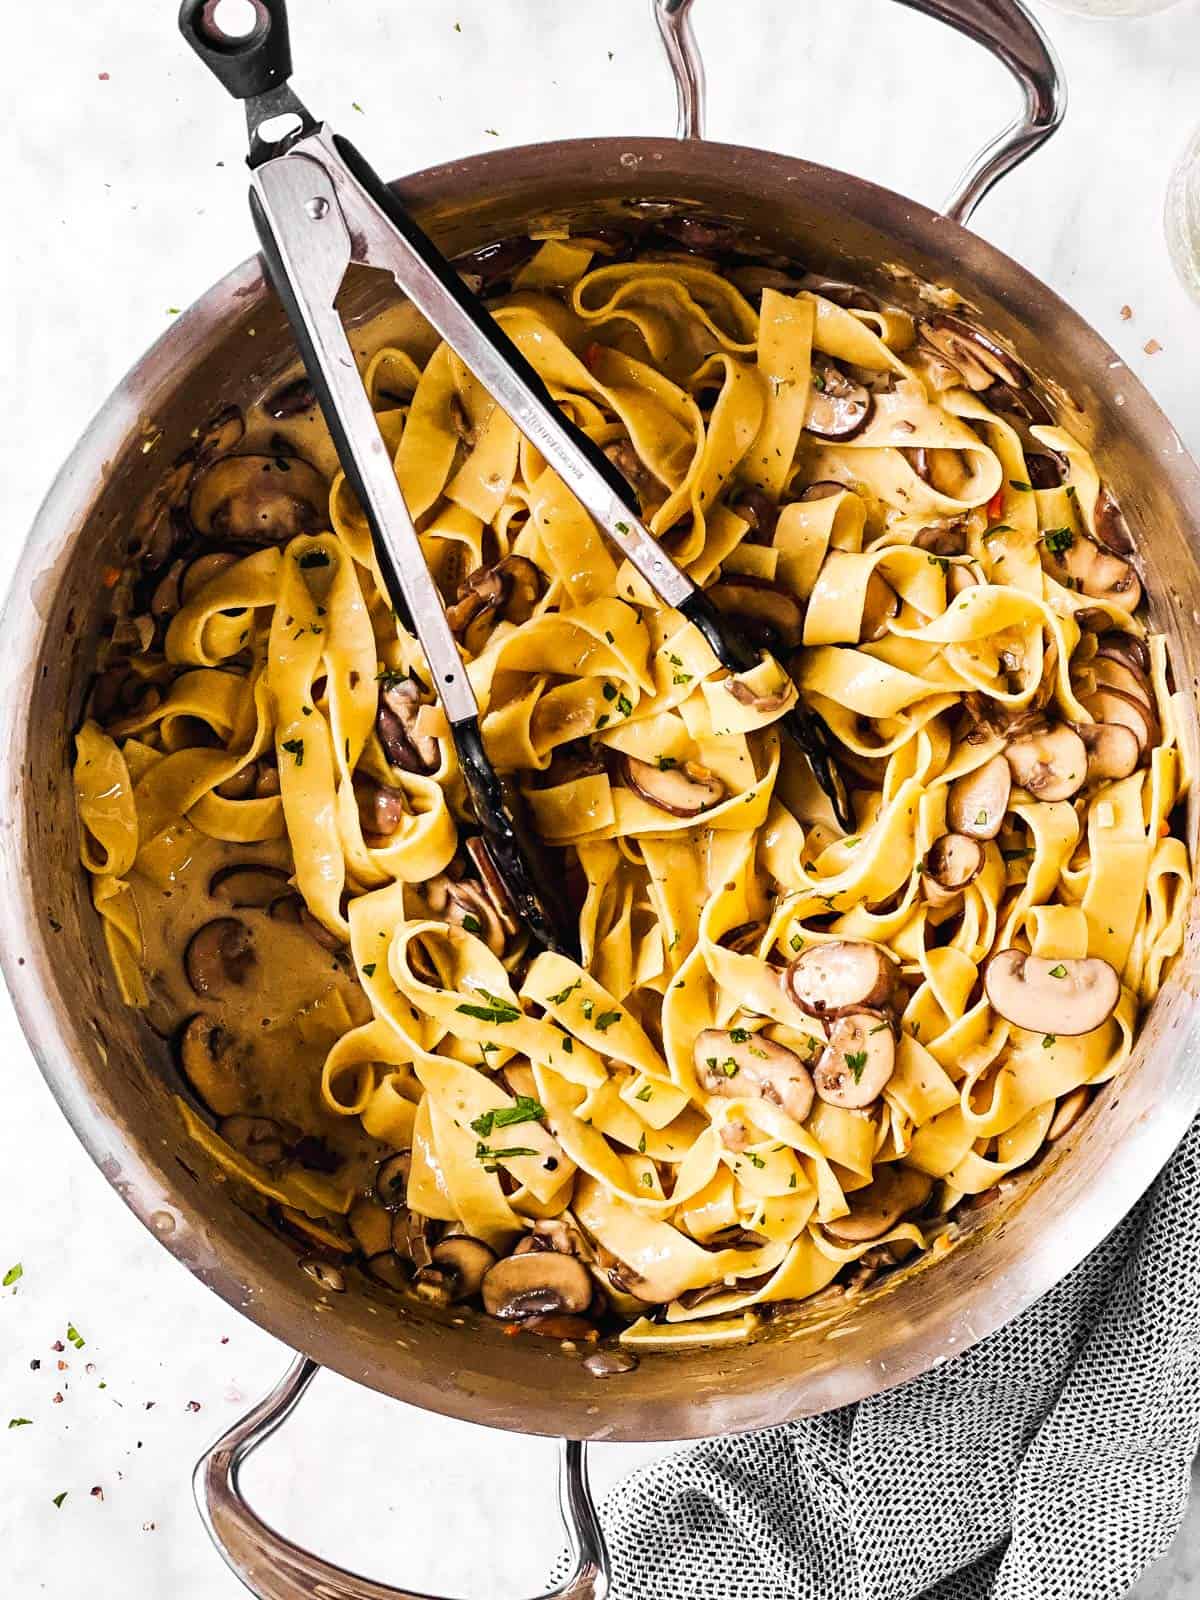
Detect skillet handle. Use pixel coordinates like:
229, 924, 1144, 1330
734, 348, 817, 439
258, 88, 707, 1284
195, 1355, 610, 1600
653, 0, 1066, 226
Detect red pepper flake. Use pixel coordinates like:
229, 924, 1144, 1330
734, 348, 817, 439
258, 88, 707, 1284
144, 1402, 156, 1411
52, 1392, 64, 1405
57, 1361, 68, 1371
51, 1341, 65, 1353
583, 341, 605, 373
185, 1400, 202, 1413
1120, 305, 1133, 321
1144, 339, 1163, 355
98, 72, 110, 81
142, 1522, 156, 1533
220, 1336, 229, 1345
101, 565, 122, 588
986, 489, 1004, 521
91, 1486, 104, 1501
29, 1359, 40, 1371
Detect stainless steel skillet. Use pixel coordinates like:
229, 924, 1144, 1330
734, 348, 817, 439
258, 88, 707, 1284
2, 2, 1198, 1597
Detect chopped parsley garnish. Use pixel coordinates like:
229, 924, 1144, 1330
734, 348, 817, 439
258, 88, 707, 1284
8, 1418, 32, 1428
460, 912, 483, 935
1042, 528, 1074, 557
66, 1324, 85, 1351
745, 1151, 766, 1168
604, 630, 615, 644
561, 1037, 573, 1054
581, 997, 595, 1021
361, 963, 376, 977
720, 1058, 739, 1078
281, 737, 305, 766
729, 1027, 750, 1044
1048, 964, 1068, 979
52, 1493, 68, 1510
1042, 1034, 1057, 1049
790, 933, 804, 952
811, 370, 827, 393
671, 672, 693, 686
475, 1141, 538, 1171
845, 1049, 868, 1082
975, 809, 989, 826
470, 1096, 545, 1137
602, 682, 617, 701
635, 1084, 654, 1102
456, 989, 521, 1025
376, 668, 410, 690
637, 1132, 647, 1153
595, 1010, 622, 1032
788, 1172, 798, 1190
641, 1172, 654, 1187
3, 1263, 22, 1288
1002, 847, 1034, 861
615, 520, 631, 535
656, 755, 677, 770
297, 549, 330, 569
1009, 479, 1033, 492
617, 693, 633, 717
926, 554, 950, 573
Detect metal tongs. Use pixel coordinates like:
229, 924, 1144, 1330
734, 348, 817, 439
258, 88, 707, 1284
178, 0, 851, 959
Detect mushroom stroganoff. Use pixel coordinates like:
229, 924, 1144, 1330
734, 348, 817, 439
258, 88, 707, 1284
72, 231, 1192, 1353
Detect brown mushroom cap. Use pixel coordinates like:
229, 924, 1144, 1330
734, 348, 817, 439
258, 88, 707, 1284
785, 939, 898, 1019
1005, 725, 1088, 802
178, 1014, 246, 1117
813, 1011, 897, 1108
185, 917, 257, 998
209, 864, 290, 909
797, 480, 848, 503
463, 835, 521, 938
391, 1207, 436, 1271
429, 1236, 498, 1301
218, 1114, 294, 1169
693, 1028, 815, 1124
376, 675, 439, 775
920, 314, 1027, 392
196, 404, 246, 463
189, 454, 328, 543
355, 776, 410, 842
264, 376, 317, 420
1086, 656, 1154, 712
947, 754, 1011, 840
1077, 721, 1141, 785
481, 1249, 594, 1321
860, 571, 899, 642
622, 755, 725, 818
824, 1164, 934, 1243
706, 575, 806, 652
1094, 629, 1150, 677
805, 358, 872, 439
365, 1252, 411, 1291
1081, 688, 1157, 759
446, 555, 546, 654
425, 873, 510, 955
923, 832, 985, 910
181, 551, 241, 604
914, 523, 968, 557
374, 1151, 412, 1208
984, 950, 1120, 1035
1043, 531, 1141, 614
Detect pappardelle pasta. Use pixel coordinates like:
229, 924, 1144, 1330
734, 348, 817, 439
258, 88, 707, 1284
73, 230, 1192, 1355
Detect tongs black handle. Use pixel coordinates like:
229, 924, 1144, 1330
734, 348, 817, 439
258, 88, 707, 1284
180, 0, 293, 99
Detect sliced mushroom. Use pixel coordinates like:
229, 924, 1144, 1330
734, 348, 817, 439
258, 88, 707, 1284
216, 758, 280, 801
189, 454, 328, 543
860, 571, 899, 642
1026, 452, 1067, 491
181, 551, 241, 604
425, 874, 510, 956
914, 523, 968, 557
814, 1011, 896, 1108
264, 375, 317, 420
904, 446, 974, 499
374, 1151, 412, 1208
218, 1114, 293, 1169
730, 487, 779, 546
150, 559, 187, 619
365, 1252, 411, 1291
347, 1199, 394, 1259
1047, 1086, 1092, 1142
445, 555, 545, 654
1091, 486, 1133, 556
1094, 630, 1150, 676
391, 1207, 436, 1271
785, 940, 898, 1019
1080, 689, 1156, 760
797, 480, 848, 503
984, 950, 1120, 1035
922, 832, 984, 910
376, 675, 439, 775
1042, 531, 1141, 614
799, 274, 880, 312
1077, 720, 1142, 784
726, 677, 792, 716
196, 404, 246, 464
982, 381, 1052, 426
463, 836, 521, 938
824, 1165, 933, 1243
209, 864, 290, 909
300, 1259, 346, 1292
1086, 656, 1153, 711
805, 358, 872, 440
185, 917, 257, 998
517, 1313, 600, 1341
621, 754, 725, 818
355, 776, 410, 843
919, 315, 1027, 393
603, 439, 666, 514
428, 1236, 497, 1301
693, 1028, 815, 1123
947, 755, 1011, 840
481, 1249, 594, 1321
177, 1014, 246, 1117
1005, 725, 1088, 801
706, 575, 805, 652
516, 1218, 586, 1257
1088, 659, 1158, 716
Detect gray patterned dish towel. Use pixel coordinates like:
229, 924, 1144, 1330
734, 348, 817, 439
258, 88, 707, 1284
596, 1117, 1200, 1600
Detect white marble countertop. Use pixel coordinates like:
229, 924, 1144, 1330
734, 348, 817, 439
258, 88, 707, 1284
4, 2, 1200, 1595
